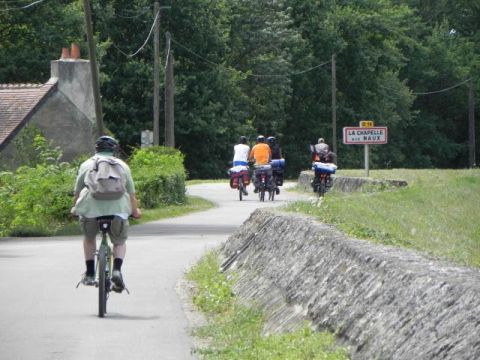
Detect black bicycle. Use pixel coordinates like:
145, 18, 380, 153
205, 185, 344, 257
237, 170, 249, 201
76, 215, 128, 317
96, 216, 113, 317
313, 172, 333, 197
238, 175, 245, 201
255, 170, 269, 201
268, 173, 277, 201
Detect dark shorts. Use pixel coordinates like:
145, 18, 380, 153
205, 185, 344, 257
80, 216, 129, 245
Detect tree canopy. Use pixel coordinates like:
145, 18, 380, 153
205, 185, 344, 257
1, 0, 478, 177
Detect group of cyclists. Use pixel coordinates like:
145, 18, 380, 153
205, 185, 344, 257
73, 134, 333, 291
231, 135, 336, 196
231, 135, 284, 196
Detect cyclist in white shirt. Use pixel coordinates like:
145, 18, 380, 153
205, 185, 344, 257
233, 136, 250, 166
231, 136, 250, 195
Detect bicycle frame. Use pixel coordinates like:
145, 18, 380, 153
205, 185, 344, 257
256, 170, 270, 202
238, 174, 244, 201
96, 218, 113, 318
314, 172, 332, 197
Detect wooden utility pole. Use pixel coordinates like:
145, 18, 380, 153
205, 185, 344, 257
82, 0, 104, 137
153, 2, 160, 145
331, 53, 337, 158
164, 31, 175, 147
468, 81, 476, 167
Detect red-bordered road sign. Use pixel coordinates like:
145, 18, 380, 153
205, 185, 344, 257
343, 127, 388, 144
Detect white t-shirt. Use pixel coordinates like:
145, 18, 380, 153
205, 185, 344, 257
233, 144, 250, 165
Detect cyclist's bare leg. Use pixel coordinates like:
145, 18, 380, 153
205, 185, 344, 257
112, 244, 126, 290
80, 237, 96, 284
113, 244, 126, 259
83, 237, 96, 260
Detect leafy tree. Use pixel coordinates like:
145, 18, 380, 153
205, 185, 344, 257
287, 0, 418, 170
0, 0, 84, 83
1, 0, 478, 175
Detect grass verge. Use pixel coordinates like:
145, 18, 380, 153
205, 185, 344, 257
187, 179, 229, 185
50, 196, 214, 236
186, 250, 349, 360
130, 195, 214, 225
288, 168, 480, 268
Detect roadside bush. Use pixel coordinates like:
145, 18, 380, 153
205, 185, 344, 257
129, 146, 186, 208
0, 172, 16, 234
0, 140, 187, 236
0, 164, 75, 236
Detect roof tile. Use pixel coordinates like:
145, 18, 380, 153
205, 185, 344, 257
0, 80, 58, 149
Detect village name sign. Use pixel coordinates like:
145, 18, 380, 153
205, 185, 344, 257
343, 123, 388, 145
343, 121, 388, 176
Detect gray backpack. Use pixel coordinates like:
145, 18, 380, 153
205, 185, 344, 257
85, 157, 127, 200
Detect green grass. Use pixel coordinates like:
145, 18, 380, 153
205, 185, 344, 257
51, 196, 214, 236
186, 251, 349, 360
288, 168, 480, 268
187, 179, 229, 185
130, 195, 214, 225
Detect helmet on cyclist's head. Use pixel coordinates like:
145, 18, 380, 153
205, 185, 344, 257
318, 138, 325, 143
267, 136, 276, 144
239, 136, 247, 144
95, 136, 119, 152
256, 135, 265, 142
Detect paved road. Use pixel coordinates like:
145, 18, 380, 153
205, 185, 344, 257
0, 182, 306, 360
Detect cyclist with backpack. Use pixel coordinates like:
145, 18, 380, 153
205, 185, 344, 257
71, 136, 141, 291
248, 135, 272, 193
313, 138, 333, 162
230, 136, 250, 195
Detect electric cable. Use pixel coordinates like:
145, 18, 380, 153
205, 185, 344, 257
0, 0, 47, 12
412, 78, 471, 95
248, 60, 332, 77
108, 9, 159, 58
170, 38, 220, 68
113, 6, 152, 19
165, 34, 171, 69
171, 37, 331, 78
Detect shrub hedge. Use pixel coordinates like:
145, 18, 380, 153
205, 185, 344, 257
129, 146, 186, 208
0, 145, 186, 237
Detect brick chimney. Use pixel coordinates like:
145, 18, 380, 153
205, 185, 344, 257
50, 44, 95, 123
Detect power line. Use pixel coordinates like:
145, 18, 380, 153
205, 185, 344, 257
170, 38, 220, 68
171, 37, 331, 78
1, 0, 41, 4
1, 0, 32, 3
115, 11, 149, 19
110, 9, 160, 58
249, 60, 332, 77
114, 7, 152, 19
412, 78, 471, 95
0, 0, 47, 12
165, 33, 172, 70
379, 78, 472, 98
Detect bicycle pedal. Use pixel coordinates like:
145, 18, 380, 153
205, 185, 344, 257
112, 284, 129, 294
111, 285, 123, 293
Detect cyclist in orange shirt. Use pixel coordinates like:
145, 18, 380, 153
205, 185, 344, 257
249, 135, 271, 165
248, 135, 272, 192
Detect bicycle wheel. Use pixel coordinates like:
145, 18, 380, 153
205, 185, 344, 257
319, 179, 327, 197
259, 185, 265, 201
269, 188, 275, 201
98, 246, 107, 318
238, 179, 243, 201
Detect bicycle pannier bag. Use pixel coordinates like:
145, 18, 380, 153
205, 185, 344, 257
85, 157, 127, 200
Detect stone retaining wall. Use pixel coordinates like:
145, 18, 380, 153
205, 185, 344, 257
220, 209, 480, 360
297, 170, 408, 193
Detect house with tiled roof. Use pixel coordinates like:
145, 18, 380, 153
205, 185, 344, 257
0, 46, 95, 169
